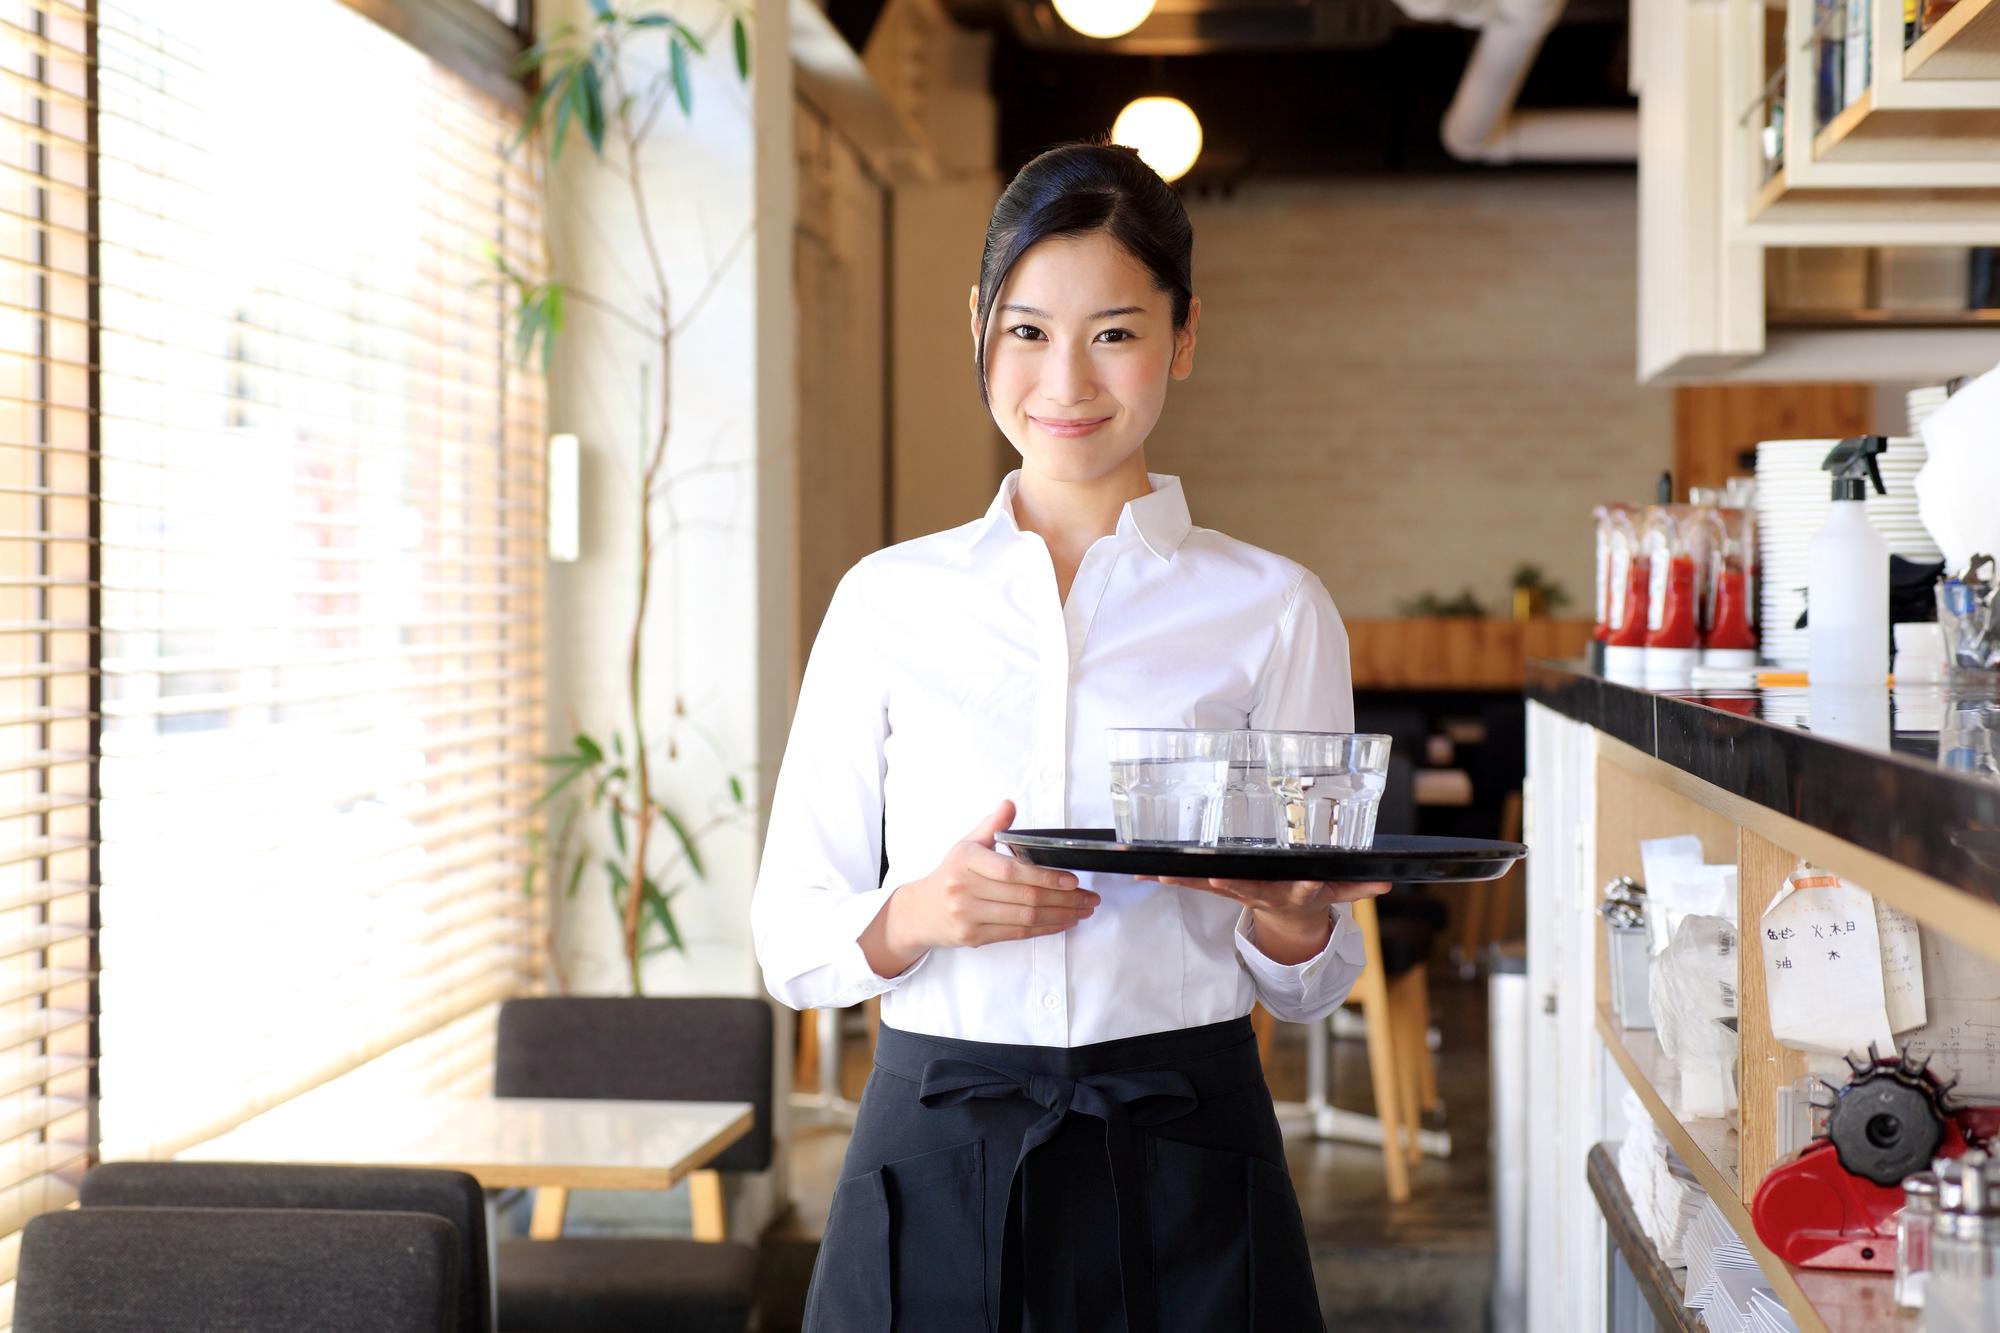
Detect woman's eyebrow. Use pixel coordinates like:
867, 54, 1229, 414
999, 303, 1148, 319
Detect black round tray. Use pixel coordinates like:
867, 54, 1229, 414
995, 829, 1527, 883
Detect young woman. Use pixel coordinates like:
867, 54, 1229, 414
752, 141, 1389, 1333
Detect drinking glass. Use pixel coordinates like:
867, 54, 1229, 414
1221, 729, 1279, 845
1106, 728, 1232, 845
1259, 731, 1394, 850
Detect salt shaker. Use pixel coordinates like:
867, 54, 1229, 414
1927, 1150, 2000, 1333
1895, 1171, 1937, 1309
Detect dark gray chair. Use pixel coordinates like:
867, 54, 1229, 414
493, 996, 772, 1333
78, 1161, 493, 1333
15, 1205, 459, 1332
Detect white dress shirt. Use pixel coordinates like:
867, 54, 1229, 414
751, 470, 1369, 1047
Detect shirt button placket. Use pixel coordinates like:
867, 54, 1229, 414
1030, 599, 1071, 1043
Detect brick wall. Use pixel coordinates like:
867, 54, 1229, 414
1144, 172, 1674, 620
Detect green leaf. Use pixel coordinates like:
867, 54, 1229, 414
537, 752, 586, 768
551, 67, 579, 161
642, 876, 684, 952
575, 733, 605, 765
655, 801, 706, 880
589, 0, 614, 19
564, 852, 589, 900
531, 760, 587, 811
513, 61, 575, 157
727, 773, 744, 806
604, 858, 630, 891
609, 801, 627, 856
732, 14, 749, 80
668, 37, 692, 117
522, 859, 539, 898
611, 733, 625, 757
630, 13, 671, 26
578, 60, 607, 155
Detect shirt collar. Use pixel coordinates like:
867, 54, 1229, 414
952, 469, 1194, 566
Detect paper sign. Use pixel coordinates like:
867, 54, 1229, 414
1760, 866, 1900, 1057
1641, 835, 1736, 956
1876, 898, 1927, 1035
1902, 926, 2000, 1100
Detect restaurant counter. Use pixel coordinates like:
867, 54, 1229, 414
1518, 662, 2000, 1333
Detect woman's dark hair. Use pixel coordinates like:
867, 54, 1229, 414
974, 141, 1194, 406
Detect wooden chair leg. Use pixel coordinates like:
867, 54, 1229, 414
1412, 968, 1440, 1114
1391, 968, 1427, 1165
1251, 1003, 1275, 1069
529, 1185, 570, 1240
1351, 897, 1412, 1203
689, 1169, 727, 1242
797, 1007, 820, 1094
1456, 879, 1492, 967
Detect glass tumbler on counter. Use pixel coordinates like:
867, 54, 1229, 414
1259, 731, 1393, 850
1107, 728, 1232, 845
1928, 1151, 2000, 1333
1896, 1171, 1938, 1309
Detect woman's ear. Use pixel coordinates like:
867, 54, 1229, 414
1170, 294, 1201, 380
968, 284, 981, 346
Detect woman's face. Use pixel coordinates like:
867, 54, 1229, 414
970, 230, 1199, 486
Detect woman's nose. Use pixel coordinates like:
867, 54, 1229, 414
1039, 340, 1097, 407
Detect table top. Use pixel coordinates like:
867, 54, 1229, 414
179, 1094, 755, 1191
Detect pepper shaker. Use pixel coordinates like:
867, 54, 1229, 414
1928, 1150, 2000, 1333
1895, 1170, 1937, 1309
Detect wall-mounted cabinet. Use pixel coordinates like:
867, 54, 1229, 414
1640, 0, 2000, 379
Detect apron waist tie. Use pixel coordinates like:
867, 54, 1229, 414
916, 1056, 1199, 1333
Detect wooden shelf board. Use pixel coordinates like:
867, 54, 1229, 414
1597, 1005, 1741, 1200
1809, 88, 2000, 165
1595, 1004, 1909, 1333
1749, 169, 1789, 220
1588, 1143, 1705, 1333
1905, 0, 2000, 81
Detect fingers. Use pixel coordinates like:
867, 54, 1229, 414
971, 843, 1082, 894
966, 799, 1016, 847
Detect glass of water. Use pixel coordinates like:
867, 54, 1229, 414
1107, 728, 1233, 845
1222, 729, 1280, 845
1259, 731, 1393, 850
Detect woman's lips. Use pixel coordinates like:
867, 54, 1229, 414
1030, 415, 1110, 438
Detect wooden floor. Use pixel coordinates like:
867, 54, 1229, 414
760, 968, 1499, 1331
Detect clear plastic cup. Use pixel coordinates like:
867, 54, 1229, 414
1107, 728, 1233, 845
1259, 731, 1394, 850
1222, 729, 1279, 845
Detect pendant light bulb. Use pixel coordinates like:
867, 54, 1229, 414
1051, 0, 1157, 39
1111, 96, 1203, 183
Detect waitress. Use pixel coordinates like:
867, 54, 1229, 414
751, 140, 1388, 1333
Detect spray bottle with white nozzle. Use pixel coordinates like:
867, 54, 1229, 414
1807, 435, 1890, 685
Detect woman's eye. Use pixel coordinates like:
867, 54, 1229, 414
1096, 329, 1133, 343
1006, 325, 1044, 341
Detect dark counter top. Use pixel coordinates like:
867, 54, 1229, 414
1525, 661, 2000, 903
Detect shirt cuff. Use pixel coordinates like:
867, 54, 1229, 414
827, 882, 930, 1007
1233, 903, 1368, 1017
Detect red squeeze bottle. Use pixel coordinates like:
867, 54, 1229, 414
1707, 566, 1755, 650
1607, 555, 1649, 646
1645, 553, 1699, 650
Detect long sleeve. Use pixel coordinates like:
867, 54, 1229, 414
751, 563, 924, 1010
1232, 569, 1370, 1022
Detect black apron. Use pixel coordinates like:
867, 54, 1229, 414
802, 1015, 1326, 1333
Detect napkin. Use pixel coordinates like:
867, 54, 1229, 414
1916, 361, 2000, 575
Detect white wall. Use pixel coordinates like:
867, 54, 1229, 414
540, 0, 794, 999
1145, 173, 1676, 620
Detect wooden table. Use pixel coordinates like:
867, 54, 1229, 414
181, 1094, 755, 1240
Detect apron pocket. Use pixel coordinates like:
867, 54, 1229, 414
884, 1139, 988, 1331
807, 1139, 988, 1333
1146, 1136, 1253, 1332
1246, 1155, 1326, 1333
806, 1167, 891, 1333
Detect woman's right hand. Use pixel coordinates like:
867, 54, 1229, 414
859, 800, 1099, 978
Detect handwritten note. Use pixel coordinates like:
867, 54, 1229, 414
1760, 866, 1911, 1057
1903, 927, 2000, 1100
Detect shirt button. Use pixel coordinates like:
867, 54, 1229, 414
1040, 764, 1060, 784
1041, 993, 1060, 1011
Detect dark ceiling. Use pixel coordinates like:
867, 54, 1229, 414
826, 0, 1636, 188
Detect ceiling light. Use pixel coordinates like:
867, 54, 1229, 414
1111, 96, 1203, 183
1050, 0, 1157, 40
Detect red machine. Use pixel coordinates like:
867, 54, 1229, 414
1751, 1046, 2000, 1271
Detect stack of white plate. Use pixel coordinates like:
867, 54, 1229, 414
1755, 438, 1940, 670
1907, 385, 1952, 433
